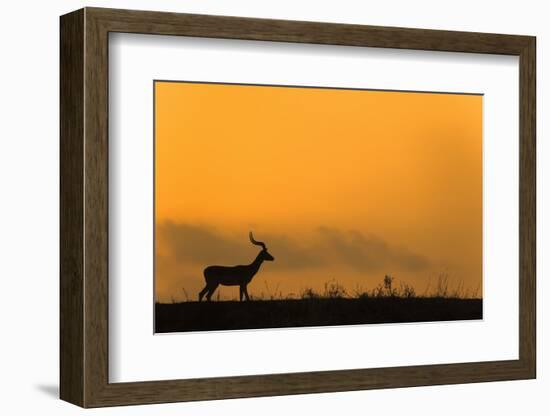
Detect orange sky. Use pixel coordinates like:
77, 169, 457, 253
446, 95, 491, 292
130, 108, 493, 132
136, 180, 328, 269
154, 81, 482, 302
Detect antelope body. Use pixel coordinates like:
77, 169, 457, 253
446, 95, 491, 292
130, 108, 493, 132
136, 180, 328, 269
198, 232, 274, 302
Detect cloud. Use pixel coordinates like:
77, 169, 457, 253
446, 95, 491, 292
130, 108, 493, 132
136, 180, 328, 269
157, 222, 430, 274
316, 227, 429, 272
157, 222, 321, 269
158, 222, 245, 264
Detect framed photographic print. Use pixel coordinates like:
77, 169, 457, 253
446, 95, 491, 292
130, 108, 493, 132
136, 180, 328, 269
60, 7, 536, 408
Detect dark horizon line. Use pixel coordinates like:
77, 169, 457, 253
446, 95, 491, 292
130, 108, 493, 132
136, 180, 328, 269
153, 79, 484, 97
155, 297, 484, 304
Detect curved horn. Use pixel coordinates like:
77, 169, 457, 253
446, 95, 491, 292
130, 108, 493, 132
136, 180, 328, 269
249, 232, 266, 250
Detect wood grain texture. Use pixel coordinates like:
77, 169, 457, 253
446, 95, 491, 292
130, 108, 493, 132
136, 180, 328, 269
518, 38, 536, 375
59, 8, 84, 407
59, 7, 537, 408
83, 10, 110, 406
89, 7, 532, 54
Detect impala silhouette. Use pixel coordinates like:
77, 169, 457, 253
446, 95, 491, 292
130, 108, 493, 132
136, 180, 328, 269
198, 232, 275, 302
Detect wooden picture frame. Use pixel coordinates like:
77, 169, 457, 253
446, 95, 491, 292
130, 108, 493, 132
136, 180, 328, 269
60, 7, 536, 408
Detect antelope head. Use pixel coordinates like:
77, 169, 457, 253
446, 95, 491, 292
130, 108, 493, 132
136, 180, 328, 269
249, 232, 275, 261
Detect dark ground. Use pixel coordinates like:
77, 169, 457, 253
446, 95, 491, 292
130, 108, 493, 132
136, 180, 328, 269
155, 297, 482, 333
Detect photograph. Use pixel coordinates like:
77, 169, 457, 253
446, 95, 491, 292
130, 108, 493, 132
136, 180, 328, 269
154, 80, 483, 333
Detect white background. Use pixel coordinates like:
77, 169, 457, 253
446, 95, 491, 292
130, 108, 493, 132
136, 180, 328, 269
0, 0, 546, 415
110, 34, 519, 382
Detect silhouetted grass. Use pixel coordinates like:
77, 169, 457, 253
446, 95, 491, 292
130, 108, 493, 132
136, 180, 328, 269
157, 275, 482, 332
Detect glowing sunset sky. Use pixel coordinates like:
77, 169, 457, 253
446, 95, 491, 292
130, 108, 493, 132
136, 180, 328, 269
154, 81, 482, 302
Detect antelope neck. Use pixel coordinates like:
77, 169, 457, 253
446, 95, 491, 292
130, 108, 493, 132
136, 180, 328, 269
249, 252, 265, 273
